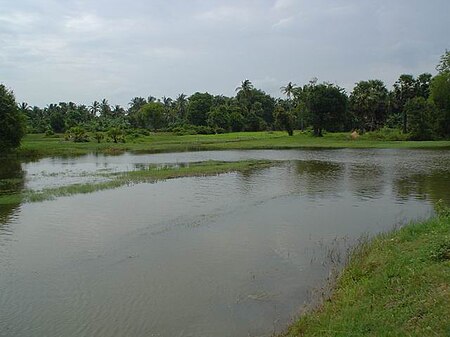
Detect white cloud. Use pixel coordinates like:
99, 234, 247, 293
197, 5, 252, 23
272, 16, 293, 29
0, 11, 39, 30
65, 13, 103, 33
273, 0, 297, 11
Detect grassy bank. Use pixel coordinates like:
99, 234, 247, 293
0, 160, 273, 204
17, 132, 450, 158
285, 210, 450, 337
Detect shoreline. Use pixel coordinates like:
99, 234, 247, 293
282, 209, 450, 337
12, 131, 450, 160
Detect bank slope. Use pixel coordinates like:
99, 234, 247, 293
285, 211, 450, 337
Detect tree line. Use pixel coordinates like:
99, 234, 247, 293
1, 51, 449, 150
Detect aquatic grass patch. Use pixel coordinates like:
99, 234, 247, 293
4, 160, 275, 203
284, 213, 450, 337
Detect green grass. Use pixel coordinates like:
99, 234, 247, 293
284, 212, 450, 337
16, 131, 450, 158
0, 160, 274, 204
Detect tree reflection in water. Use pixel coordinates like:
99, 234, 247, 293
0, 158, 25, 225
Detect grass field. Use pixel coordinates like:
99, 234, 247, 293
16, 131, 450, 158
284, 208, 450, 337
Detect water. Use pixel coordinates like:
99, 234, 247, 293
0, 149, 449, 337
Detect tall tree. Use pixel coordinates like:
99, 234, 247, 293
280, 82, 296, 100
0, 84, 25, 151
436, 49, 450, 73
235, 79, 254, 112
430, 71, 450, 137
274, 105, 295, 136
350, 80, 389, 131
404, 97, 435, 140
187, 92, 213, 126
392, 74, 417, 133
100, 99, 111, 118
175, 94, 188, 121
89, 101, 100, 116
235, 79, 254, 95
416, 73, 433, 99
306, 82, 347, 136
138, 102, 166, 130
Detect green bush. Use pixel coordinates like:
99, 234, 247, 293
65, 126, 89, 142
362, 127, 409, 141
44, 127, 55, 137
93, 132, 104, 143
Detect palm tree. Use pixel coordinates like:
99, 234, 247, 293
235, 79, 254, 94
128, 97, 147, 115
236, 79, 254, 112
19, 102, 30, 113
100, 99, 111, 117
175, 94, 188, 120
280, 82, 296, 100
112, 105, 125, 116
89, 101, 100, 116
162, 96, 173, 108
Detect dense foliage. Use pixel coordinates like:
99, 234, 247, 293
3, 51, 449, 144
0, 85, 25, 152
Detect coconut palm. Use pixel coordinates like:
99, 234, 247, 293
175, 94, 188, 120
280, 82, 297, 100
89, 101, 100, 116
235, 79, 254, 94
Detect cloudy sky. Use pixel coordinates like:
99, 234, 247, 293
1, 0, 449, 107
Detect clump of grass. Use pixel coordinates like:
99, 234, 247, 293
16, 160, 275, 203
361, 127, 410, 141
284, 210, 450, 337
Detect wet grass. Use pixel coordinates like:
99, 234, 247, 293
16, 132, 450, 159
284, 212, 450, 337
0, 160, 274, 204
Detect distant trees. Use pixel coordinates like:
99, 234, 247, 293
274, 106, 294, 136
385, 73, 432, 131
4, 50, 450, 145
0, 84, 25, 152
137, 102, 165, 130
429, 60, 450, 137
187, 92, 214, 126
301, 82, 347, 136
349, 80, 389, 132
404, 98, 436, 140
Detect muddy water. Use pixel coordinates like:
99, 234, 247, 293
0, 149, 449, 337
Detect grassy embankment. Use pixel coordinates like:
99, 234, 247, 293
284, 208, 450, 337
0, 160, 273, 204
17, 131, 450, 158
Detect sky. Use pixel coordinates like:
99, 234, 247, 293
1, 0, 449, 107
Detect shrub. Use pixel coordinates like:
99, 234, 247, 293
65, 126, 89, 142
362, 127, 409, 141
93, 132, 104, 143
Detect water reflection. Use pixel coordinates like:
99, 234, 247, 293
0, 159, 25, 224
295, 161, 345, 198
393, 170, 450, 207
348, 164, 385, 200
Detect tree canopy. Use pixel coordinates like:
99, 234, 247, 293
0, 84, 25, 152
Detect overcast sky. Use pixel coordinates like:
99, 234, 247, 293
1, 0, 449, 107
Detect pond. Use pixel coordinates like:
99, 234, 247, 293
0, 149, 449, 337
